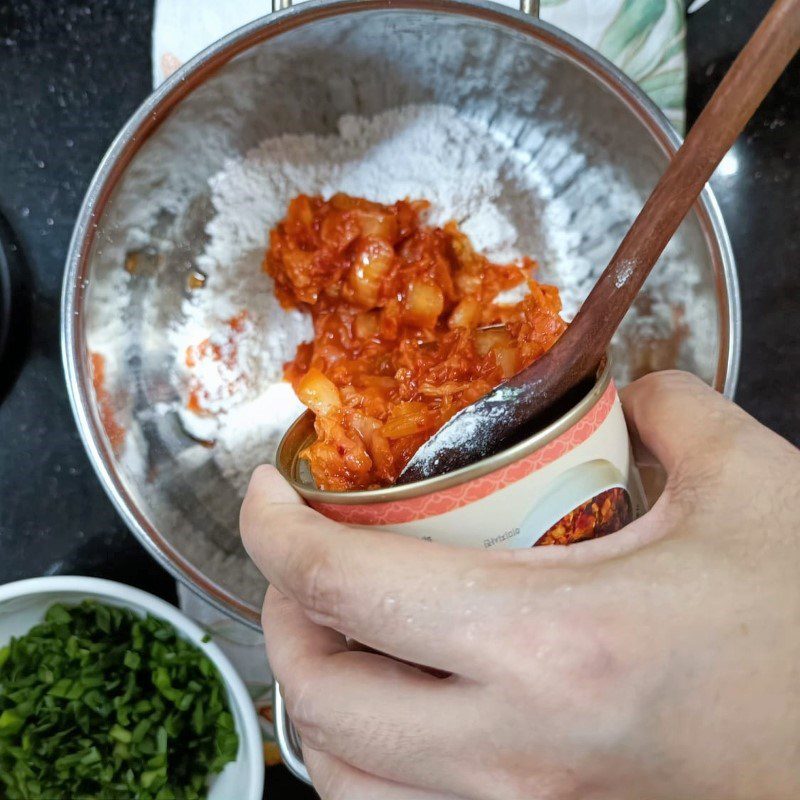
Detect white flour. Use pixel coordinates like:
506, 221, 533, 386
169, 104, 696, 496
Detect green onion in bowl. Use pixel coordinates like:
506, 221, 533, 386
0, 578, 264, 800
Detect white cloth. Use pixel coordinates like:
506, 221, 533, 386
153, 0, 687, 128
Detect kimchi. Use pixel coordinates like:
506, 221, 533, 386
265, 193, 567, 491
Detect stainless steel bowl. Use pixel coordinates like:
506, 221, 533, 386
62, 0, 740, 629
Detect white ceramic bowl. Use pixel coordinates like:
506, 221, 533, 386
0, 576, 264, 800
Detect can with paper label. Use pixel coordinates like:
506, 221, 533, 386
277, 358, 645, 549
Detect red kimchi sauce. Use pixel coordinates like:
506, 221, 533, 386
90, 352, 126, 455
265, 193, 567, 491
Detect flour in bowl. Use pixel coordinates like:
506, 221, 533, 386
170, 104, 697, 496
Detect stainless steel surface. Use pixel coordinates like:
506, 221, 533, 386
62, 0, 741, 634
273, 0, 293, 10
274, 681, 311, 784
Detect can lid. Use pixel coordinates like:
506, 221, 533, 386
276, 410, 317, 488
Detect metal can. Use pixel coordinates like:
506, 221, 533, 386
277, 359, 645, 549
273, 358, 645, 783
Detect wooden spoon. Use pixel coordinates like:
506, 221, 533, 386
398, 0, 800, 485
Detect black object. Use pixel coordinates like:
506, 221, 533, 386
0, 212, 30, 404
0, 218, 12, 371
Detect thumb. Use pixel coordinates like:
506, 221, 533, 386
240, 464, 353, 583
240, 464, 317, 566
619, 370, 745, 478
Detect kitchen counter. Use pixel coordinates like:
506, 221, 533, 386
0, 1, 797, 797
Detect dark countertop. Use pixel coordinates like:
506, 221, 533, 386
686, 3, 798, 437
0, 1, 797, 797
0, 2, 178, 596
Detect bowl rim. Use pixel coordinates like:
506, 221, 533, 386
0, 575, 265, 799
61, 0, 741, 629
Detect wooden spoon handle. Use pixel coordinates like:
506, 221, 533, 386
397, 0, 799, 485
545, 0, 800, 386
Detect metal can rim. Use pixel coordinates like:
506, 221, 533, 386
277, 356, 613, 504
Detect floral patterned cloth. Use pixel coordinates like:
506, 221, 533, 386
156, 0, 689, 767
153, 0, 688, 128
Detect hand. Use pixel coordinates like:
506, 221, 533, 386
241, 371, 800, 800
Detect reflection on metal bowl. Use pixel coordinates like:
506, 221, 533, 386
62, 0, 740, 628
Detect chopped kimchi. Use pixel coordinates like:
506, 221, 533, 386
265, 193, 567, 491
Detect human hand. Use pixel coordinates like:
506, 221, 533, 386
241, 371, 800, 800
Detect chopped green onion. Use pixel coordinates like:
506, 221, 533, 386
0, 600, 239, 799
